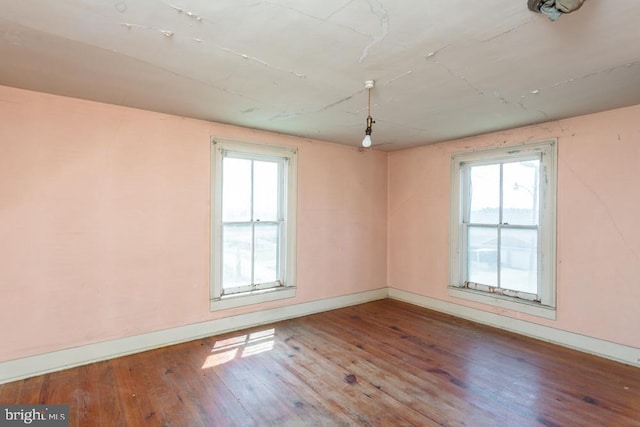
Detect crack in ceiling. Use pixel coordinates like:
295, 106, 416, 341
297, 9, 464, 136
358, 0, 389, 63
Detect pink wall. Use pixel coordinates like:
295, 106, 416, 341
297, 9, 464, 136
0, 86, 388, 362
3, 82, 638, 363
388, 105, 640, 349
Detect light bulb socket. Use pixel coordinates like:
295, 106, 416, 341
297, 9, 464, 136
365, 115, 374, 132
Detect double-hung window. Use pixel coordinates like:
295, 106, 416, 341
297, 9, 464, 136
211, 139, 297, 310
449, 140, 557, 319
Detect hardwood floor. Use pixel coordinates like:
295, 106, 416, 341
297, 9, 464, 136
2, 299, 639, 426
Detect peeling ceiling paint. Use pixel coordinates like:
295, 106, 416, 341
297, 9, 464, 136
1, 0, 639, 151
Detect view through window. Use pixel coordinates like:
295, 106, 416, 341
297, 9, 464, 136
449, 140, 557, 315
221, 154, 284, 293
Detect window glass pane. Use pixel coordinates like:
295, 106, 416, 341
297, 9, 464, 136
223, 157, 252, 222
254, 223, 279, 284
500, 228, 537, 294
469, 164, 500, 224
222, 224, 252, 289
253, 160, 280, 221
503, 160, 539, 226
467, 226, 498, 287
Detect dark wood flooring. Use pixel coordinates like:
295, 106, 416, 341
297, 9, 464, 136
1, 299, 639, 426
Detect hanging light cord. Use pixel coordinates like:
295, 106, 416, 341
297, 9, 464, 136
365, 88, 374, 135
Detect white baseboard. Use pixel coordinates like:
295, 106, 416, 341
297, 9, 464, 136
3, 286, 638, 384
0, 288, 388, 384
388, 287, 640, 368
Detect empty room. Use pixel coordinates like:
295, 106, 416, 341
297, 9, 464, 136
1, 1, 639, 425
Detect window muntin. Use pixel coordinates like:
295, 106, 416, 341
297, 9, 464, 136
211, 139, 296, 308
450, 141, 556, 312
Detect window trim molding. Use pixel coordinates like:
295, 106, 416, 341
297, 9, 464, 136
448, 139, 557, 318
210, 137, 297, 311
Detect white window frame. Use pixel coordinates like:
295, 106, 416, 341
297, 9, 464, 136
449, 140, 557, 319
210, 138, 297, 310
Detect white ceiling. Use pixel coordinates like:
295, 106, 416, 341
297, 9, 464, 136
1, 0, 639, 151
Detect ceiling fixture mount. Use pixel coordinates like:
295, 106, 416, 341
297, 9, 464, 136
527, 0, 586, 21
362, 80, 375, 148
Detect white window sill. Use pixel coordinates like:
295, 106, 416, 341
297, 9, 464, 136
210, 286, 296, 311
448, 286, 556, 320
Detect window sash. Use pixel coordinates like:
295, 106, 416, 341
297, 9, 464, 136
462, 222, 540, 301
220, 154, 284, 294
221, 221, 283, 295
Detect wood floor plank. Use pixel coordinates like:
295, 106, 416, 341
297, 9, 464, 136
261, 323, 363, 426
110, 355, 147, 426
204, 328, 346, 426
0, 376, 22, 404
296, 306, 536, 425
1, 299, 639, 426
74, 362, 105, 427
206, 324, 358, 425
271, 321, 437, 426
12, 374, 44, 405
345, 300, 640, 425
166, 338, 257, 426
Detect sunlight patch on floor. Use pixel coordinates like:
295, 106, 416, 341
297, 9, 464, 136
201, 328, 275, 369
